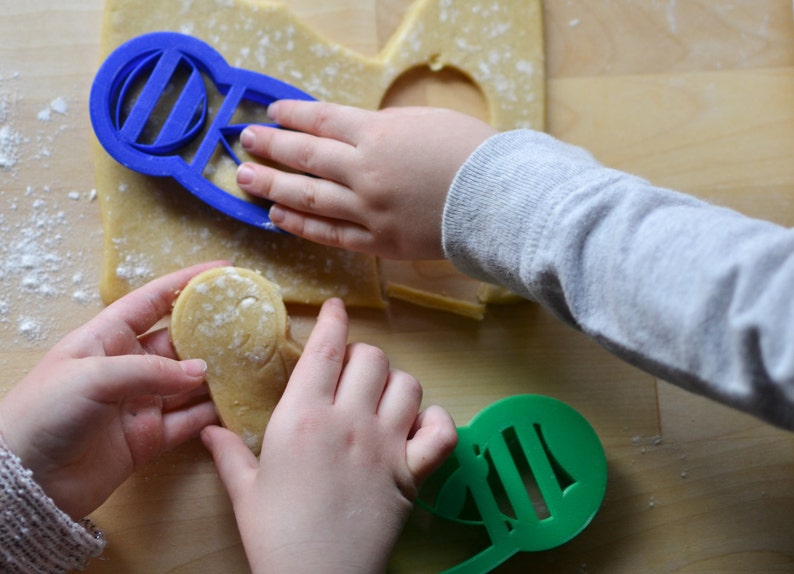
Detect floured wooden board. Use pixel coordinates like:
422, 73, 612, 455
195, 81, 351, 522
95, 0, 544, 312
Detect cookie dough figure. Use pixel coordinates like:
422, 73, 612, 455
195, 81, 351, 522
171, 266, 303, 454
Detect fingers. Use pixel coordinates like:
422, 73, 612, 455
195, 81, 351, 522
83, 354, 208, 403
333, 343, 391, 409
201, 425, 259, 504
97, 261, 229, 337
161, 381, 212, 412
280, 298, 349, 405
376, 368, 423, 432
161, 399, 218, 451
268, 204, 374, 252
238, 102, 380, 209
405, 405, 458, 483
267, 100, 369, 144
239, 125, 356, 185
237, 159, 361, 224
138, 327, 178, 358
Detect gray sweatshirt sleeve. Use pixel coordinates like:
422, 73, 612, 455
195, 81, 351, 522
442, 129, 794, 429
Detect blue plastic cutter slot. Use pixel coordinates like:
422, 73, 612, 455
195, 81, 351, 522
90, 32, 316, 231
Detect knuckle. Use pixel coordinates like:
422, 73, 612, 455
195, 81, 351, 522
314, 221, 344, 248
312, 339, 345, 366
295, 139, 315, 171
258, 169, 277, 198
255, 127, 277, 158
310, 102, 334, 135
351, 343, 389, 369
299, 177, 319, 210
144, 353, 170, 376
396, 370, 423, 400
282, 211, 306, 236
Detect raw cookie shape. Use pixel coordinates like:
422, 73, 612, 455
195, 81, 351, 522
96, 0, 544, 314
170, 266, 303, 454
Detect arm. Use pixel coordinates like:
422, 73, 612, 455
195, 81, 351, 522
237, 100, 794, 429
445, 129, 794, 429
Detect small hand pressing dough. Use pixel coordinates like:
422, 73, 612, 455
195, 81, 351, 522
97, 0, 543, 316
170, 266, 302, 454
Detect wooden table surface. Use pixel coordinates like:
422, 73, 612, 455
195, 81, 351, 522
1, 1, 794, 572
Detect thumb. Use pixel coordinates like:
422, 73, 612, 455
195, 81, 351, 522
406, 405, 458, 484
201, 425, 259, 502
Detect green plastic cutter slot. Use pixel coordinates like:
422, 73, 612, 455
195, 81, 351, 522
418, 394, 607, 573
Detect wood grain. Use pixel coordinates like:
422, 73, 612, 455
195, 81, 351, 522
0, 1, 793, 572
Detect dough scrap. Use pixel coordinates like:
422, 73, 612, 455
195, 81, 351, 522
170, 266, 302, 454
96, 0, 544, 315
381, 259, 487, 320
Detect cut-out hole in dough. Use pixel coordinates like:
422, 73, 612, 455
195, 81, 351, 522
379, 64, 488, 122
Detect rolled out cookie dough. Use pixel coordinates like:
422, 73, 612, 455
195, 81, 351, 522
96, 0, 544, 314
170, 266, 302, 454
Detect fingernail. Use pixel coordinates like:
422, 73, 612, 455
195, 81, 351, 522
268, 204, 284, 223
267, 101, 280, 119
240, 127, 255, 149
237, 164, 254, 186
181, 358, 207, 377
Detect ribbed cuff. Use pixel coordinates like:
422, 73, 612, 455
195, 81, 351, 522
442, 129, 600, 296
0, 435, 106, 573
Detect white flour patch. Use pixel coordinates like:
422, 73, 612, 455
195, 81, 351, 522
0, 72, 102, 346
0, 186, 101, 344
0, 124, 21, 170
0, 74, 22, 171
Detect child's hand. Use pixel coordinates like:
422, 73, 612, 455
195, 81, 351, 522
236, 101, 496, 260
0, 261, 226, 521
202, 298, 458, 573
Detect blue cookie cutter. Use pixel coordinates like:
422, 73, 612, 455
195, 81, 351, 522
90, 32, 316, 231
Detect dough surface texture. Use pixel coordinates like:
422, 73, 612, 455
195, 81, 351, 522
170, 266, 302, 454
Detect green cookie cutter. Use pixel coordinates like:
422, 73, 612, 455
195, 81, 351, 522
418, 394, 607, 573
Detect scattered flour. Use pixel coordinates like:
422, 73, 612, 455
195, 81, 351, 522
115, 251, 155, 283
0, 73, 101, 345
0, 76, 21, 170
0, 185, 101, 343
0, 124, 21, 170
37, 97, 69, 122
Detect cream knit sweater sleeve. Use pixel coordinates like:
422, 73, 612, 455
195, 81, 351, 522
0, 435, 106, 573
